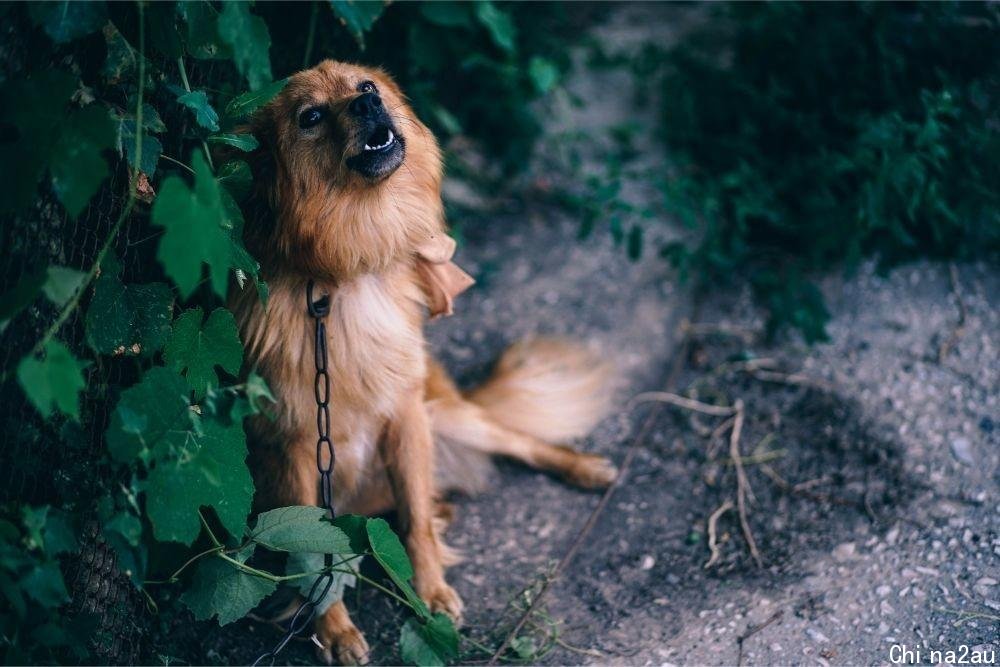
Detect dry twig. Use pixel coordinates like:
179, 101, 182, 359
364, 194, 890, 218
704, 499, 734, 569
736, 610, 784, 666
937, 262, 968, 362
729, 400, 763, 567
628, 391, 737, 416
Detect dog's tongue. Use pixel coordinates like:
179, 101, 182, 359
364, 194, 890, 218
415, 234, 475, 318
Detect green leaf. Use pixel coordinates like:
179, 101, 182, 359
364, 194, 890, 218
366, 518, 429, 617
218, 2, 273, 91
286, 551, 357, 614
400, 614, 460, 667
181, 551, 275, 625
42, 266, 87, 308
179, 0, 232, 60
207, 133, 260, 152
101, 22, 139, 84
120, 119, 163, 176
22, 561, 69, 608
164, 307, 243, 399
176, 90, 220, 132
0, 70, 77, 215
17, 340, 89, 420
85, 251, 174, 357
528, 57, 559, 94
222, 78, 287, 125
28, 1, 108, 43
217, 160, 253, 201
474, 1, 516, 55
249, 507, 357, 554
144, 417, 253, 544
0, 268, 47, 331
329, 0, 385, 48
105, 366, 192, 464
50, 104, 118, 218
151, 149, 236, 298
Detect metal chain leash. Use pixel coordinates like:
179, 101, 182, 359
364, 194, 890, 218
251, 280, 336, 666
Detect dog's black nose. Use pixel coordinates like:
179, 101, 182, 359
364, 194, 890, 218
349, 92, 383, 119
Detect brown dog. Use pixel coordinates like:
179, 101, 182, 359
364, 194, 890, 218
230, 60, 617, 665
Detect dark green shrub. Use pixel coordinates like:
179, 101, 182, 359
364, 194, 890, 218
657, 2, 1000, 340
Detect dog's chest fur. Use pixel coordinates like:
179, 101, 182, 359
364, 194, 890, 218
235, 264, 427, 501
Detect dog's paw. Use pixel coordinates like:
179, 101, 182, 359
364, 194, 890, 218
418, 581, 464, 626
315, 623, 370, 666
564, 453, 618, 489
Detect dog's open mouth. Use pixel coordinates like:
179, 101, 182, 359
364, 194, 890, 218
363, 126, 396, 152
347, 122, 404, 180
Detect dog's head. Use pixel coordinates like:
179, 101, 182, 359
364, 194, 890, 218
247, 60, 444, 281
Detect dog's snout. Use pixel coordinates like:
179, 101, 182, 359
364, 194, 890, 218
349, 92, 383, 119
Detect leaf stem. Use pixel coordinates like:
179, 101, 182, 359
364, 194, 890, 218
176, 56, 215, 172
197, 509, 223, 548
159, 154, 196, 175
144, 544, 224, 585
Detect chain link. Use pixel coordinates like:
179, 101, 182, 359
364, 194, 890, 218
251, 280, 335, 666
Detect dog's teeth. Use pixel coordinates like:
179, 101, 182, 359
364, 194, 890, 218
386, 130, 394, 143
364, 144, 372, 150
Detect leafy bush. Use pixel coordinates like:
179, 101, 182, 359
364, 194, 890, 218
656, 2, 1000, 340
0, 1, 589, 663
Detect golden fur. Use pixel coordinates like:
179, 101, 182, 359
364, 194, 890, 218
230, 60, 616, 665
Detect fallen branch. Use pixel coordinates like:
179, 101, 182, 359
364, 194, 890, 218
628, 391, 737, 417
704, 499, 734, 569
730, 400, 762, 567
937, 262, 968, 362
736, 610, 784, 666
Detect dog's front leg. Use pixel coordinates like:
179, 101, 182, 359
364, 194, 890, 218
382, 389, 464, 623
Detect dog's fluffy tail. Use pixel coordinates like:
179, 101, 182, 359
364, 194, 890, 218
466, 338, 613, 442
431, 338, 613, 495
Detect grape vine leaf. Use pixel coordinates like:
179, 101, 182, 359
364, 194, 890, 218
329, 0, 386, 48
42, 266, 87, 308
151, 149, 235, 299
144, 417, 253, 545
105, 366, 193, 464
17, 340, 89, 420
179, 0, 233, 61
366, 517, 429, 617
249, 506, 357, 554
164, 307, 243, 399
286, 551, 357, 614
207, 133, 260, 152
28, 1, 108, 43
176, 90, 220, 132
85, 251, 173, 357
181, 548, 275, 625
50, 104, 118, 218
400, 614, 460, 667
222, 77, 287, 126
0, 70, 116, 218
218, 2, 273, 91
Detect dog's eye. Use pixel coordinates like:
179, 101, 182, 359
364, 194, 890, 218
358, 80, 377, 94
298, 106, 326, 129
